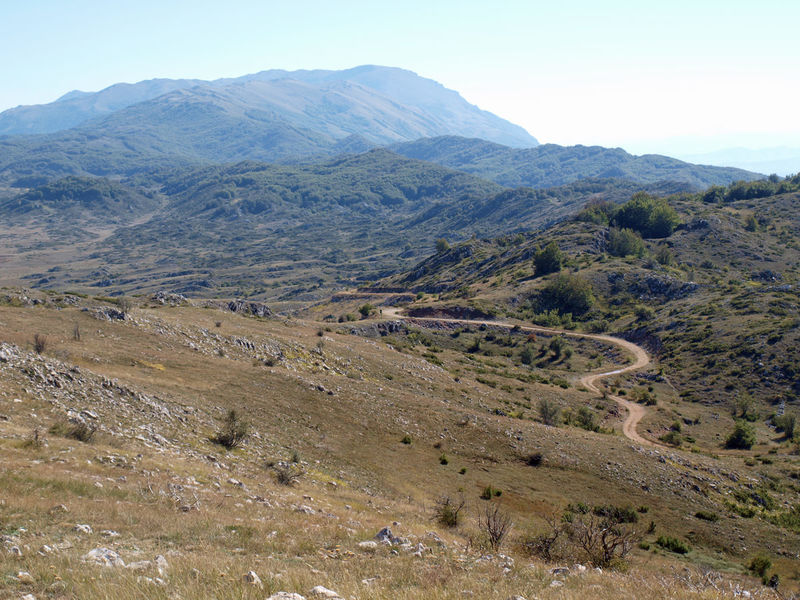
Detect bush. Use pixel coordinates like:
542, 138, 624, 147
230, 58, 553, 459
538, 273, 594, 316
656, 535, 690, 554
608, 227, 645, 257
748, 555, 771, 578
439, 453, 449, 465
538, 399, 561, 426
50, 420, 96, 443
478, 504, 512, 551
533, 241, 564, 276
615, 192, 680, 238
525, 452, 544, 466
725, 421, 756, 449
434, 495, 465, 528
212, 409, 249, 449
480, 485, 501, 500
33, 333, 48, 354
773, 413, 796, 439
695, 510, 719, 522
273, 462, 305, 486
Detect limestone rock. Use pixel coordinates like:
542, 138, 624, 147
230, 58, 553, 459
243, 570, 263, 587
82, 547, 125, 567
267, 593, 306, 600
309, 586, 342, 598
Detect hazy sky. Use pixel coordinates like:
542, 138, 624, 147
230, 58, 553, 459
2, 0, 798, 154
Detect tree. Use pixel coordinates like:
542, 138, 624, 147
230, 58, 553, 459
615, 192, 680, 238
533, 241, 564, 276
538, 273, 594, 315
435, 238, 450, 252
725, 420, 756, 449
607, 227, 645, 257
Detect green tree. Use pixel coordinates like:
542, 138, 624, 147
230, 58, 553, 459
615, 192, 680, 238
435, 238, 450, 252
538, 274, 594, 315
533, 241, 564, 276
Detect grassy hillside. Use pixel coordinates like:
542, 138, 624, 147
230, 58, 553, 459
389, 136, 761, 189
377, 176, 800, 448
0, 290, 797, 598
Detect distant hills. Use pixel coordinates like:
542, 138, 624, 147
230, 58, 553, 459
389, 136, 759, 189
0, 65, 537, 146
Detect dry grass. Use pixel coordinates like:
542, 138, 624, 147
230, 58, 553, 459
0, 293, 797, 598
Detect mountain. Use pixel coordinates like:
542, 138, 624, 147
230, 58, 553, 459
389, 136, 761, 189
0, 65, 537, 147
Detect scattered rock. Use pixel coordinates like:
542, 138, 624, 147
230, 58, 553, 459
17, 571, 35, 584
155, 554, 168, 577
309, 586, 342, 599
243, 570, 263, 587
551, 567, 570, 576
73, 524, 93, 534
357, 540, 378, 552
82, 547, 125, 567
267, 593, 306, 600
9, 545, 22, 556
49, 504, 69, 514
549, 580, 564, 588
127, 560, 153, 572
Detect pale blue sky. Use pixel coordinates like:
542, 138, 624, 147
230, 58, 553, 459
2, 0, 799, 154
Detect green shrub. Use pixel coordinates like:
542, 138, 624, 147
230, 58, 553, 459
748, 555, 771, 578
439, 453, 449, 465
434, 496, 465, 527
656, 535, 690, 554
400, 435, 412, 445
538, 273, 594, 316
608, 227, 645, 257
695, 510, 719, 522
725, 421, 756, 449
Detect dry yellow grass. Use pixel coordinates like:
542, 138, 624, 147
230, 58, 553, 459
0, 291, 796, 598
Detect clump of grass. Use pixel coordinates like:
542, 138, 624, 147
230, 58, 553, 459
439, 453, 449, 465
480, 485, 502, 500
33, 333, 48, 354
695, 510, 719, 522
400, 435, 412, 445
50, 420, 96, 443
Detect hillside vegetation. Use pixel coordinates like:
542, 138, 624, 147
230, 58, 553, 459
379, 175, 800, 447
390, 136, 761, 189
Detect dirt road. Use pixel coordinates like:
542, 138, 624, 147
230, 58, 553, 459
382, 307, 658, 447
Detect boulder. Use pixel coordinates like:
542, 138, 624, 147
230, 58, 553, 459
309, 586, 342, 598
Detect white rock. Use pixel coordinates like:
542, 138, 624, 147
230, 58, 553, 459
126, 560, 153, 572
358, 540, 378, 552
309, 586, 342, 598
549, 580, 564, 587
243, 570, 263, 587
551, 567, 569, 576
9, 545, 22, 556
155, 554, 168, 576
73, 524, 93, 534
572, 563, 587, 573
82, 547, 125, 567
17, 571, 35, 584
267, 594, 306, 600
507, 596, 527, 600
21, 594, 36, 600
101, 530, 120, 538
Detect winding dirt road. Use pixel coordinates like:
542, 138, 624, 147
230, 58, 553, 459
382, 307, 658, 447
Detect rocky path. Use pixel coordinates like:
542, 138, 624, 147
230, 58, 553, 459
381, 307, 660, 447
